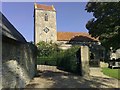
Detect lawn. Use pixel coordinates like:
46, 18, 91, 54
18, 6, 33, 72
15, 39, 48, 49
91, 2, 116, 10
102, 67, 120, 79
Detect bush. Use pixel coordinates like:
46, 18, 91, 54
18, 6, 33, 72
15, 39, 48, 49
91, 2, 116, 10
89, 60, 100, 67
37, 41, 81, 74
57, 46, 80, 74
37, 41, 59, 57
37, 57, 57, 66
37, 41, 59, 66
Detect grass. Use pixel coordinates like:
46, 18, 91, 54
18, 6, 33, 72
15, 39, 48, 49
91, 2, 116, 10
102, 67, 120, 80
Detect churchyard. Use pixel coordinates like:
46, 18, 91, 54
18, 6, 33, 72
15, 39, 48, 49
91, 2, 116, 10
24, 41, 120, 88
1, 2, 120, 89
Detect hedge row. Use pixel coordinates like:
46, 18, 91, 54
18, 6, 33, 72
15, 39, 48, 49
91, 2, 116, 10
37, 41, 81, 74
37, 57, 57, 66
57, 46, 80, 74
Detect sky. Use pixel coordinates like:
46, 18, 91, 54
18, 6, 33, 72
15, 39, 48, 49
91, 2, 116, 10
2, 2, 93, 42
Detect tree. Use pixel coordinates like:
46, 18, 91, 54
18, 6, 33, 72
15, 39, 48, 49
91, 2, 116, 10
37, 41, 59, 57
85, 2, 120, 50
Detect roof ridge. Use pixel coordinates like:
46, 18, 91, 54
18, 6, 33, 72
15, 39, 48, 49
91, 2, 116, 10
57, 32, 98, 41
35, 3, 55, 11
36, 3, 52, 7
57, 32, 89, 34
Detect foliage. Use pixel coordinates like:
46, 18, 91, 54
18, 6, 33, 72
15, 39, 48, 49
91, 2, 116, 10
37, 57, 57, 66
37, 41, 60, 66
102, 67, 120, 79
57, 46, 80, 74
85, 2, 120, 50
89, 60, 100, 67
37, 41, 59, 57
37, 41, 81, 74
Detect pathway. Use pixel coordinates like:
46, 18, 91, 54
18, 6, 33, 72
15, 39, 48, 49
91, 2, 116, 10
25, 65, 119, 88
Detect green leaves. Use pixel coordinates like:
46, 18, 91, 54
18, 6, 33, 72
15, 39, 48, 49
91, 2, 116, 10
37, 41, 59, 57
85, 2, 120, 50
57, 46, 80, 74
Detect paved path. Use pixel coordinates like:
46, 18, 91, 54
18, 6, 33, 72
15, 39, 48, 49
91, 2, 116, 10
25, 65, 119, 88
90, 67, 119, 88
90, 67, 111, 78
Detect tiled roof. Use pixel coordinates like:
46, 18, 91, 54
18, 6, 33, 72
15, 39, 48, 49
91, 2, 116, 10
57, 32, 99, 42
35, 3, 55, 11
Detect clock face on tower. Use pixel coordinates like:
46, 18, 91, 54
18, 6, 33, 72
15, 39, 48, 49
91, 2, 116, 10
43, 27, 49, 33
34, 4, 57, 44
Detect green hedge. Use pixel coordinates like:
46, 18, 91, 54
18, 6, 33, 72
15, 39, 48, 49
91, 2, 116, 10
89, 60, 100, 67
37, 57, 57, 66
57, 46, 80, 74
37, 41, 59, 66
37, 41, 81, 74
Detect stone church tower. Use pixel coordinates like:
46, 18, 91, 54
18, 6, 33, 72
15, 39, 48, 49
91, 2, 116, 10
34, 3, 57, 44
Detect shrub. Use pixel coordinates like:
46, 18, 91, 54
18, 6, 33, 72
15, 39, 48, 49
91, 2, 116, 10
37, 41, 81, 74
37, 57, 57, 66
37, 41, 59, 57
57, 46, 80, 74
37, 41, 59, 66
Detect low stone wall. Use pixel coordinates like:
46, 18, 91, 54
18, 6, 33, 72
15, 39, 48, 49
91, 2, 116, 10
2, 41, 37, 88
100, 62, 108, 68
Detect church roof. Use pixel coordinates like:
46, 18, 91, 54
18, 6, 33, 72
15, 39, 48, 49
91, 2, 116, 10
57, 32, 99, 42
35, 3, 55, 11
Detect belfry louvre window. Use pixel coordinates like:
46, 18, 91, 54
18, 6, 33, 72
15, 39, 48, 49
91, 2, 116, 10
45, 14, 48, 21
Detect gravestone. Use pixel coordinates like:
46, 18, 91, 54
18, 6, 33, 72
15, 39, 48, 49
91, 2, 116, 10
80, 46, 90, 77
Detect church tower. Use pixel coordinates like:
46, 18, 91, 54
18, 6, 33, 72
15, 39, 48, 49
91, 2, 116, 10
34, 3, 57, 44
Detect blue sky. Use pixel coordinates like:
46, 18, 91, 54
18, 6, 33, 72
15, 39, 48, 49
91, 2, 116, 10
2, 2, 93, 42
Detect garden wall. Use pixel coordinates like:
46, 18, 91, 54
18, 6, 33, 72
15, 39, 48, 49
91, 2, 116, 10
2, 39, 37, 89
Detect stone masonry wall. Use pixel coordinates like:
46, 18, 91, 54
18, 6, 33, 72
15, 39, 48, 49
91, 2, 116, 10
80, 46, 90, 77
35, 10, 57, 44
2, 41, 37, 88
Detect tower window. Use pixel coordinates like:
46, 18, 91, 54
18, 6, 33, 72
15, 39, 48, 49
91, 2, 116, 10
45, 14, 48, 21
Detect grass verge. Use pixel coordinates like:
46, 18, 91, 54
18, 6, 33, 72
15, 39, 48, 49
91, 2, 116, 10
102, 67, 120, 79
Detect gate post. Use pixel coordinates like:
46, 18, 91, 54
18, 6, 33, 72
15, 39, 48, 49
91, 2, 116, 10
80, 46, 90, 77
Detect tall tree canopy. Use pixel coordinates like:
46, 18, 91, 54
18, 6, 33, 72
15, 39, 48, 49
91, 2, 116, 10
85, 2, 120, 50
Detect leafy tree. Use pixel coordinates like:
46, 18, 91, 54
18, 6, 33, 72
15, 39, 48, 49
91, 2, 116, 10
37, 41, 59, 57
85, 2, 120, 50
37, 41, 60, 65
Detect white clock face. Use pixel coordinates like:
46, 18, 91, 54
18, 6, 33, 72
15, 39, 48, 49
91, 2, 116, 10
43, 27, 49, 33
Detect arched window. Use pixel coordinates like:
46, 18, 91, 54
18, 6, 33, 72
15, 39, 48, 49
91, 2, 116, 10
45, 13, 48, 21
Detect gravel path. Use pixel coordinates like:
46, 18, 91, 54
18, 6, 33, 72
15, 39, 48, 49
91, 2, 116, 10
25, 65, 119, 88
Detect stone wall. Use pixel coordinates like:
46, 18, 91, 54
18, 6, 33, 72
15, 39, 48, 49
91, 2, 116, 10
80, 46, 90, 77
2, 39, 37, 88
34, 9, 57, 44
116, 49, 120, 59
100, 62, 108, 68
